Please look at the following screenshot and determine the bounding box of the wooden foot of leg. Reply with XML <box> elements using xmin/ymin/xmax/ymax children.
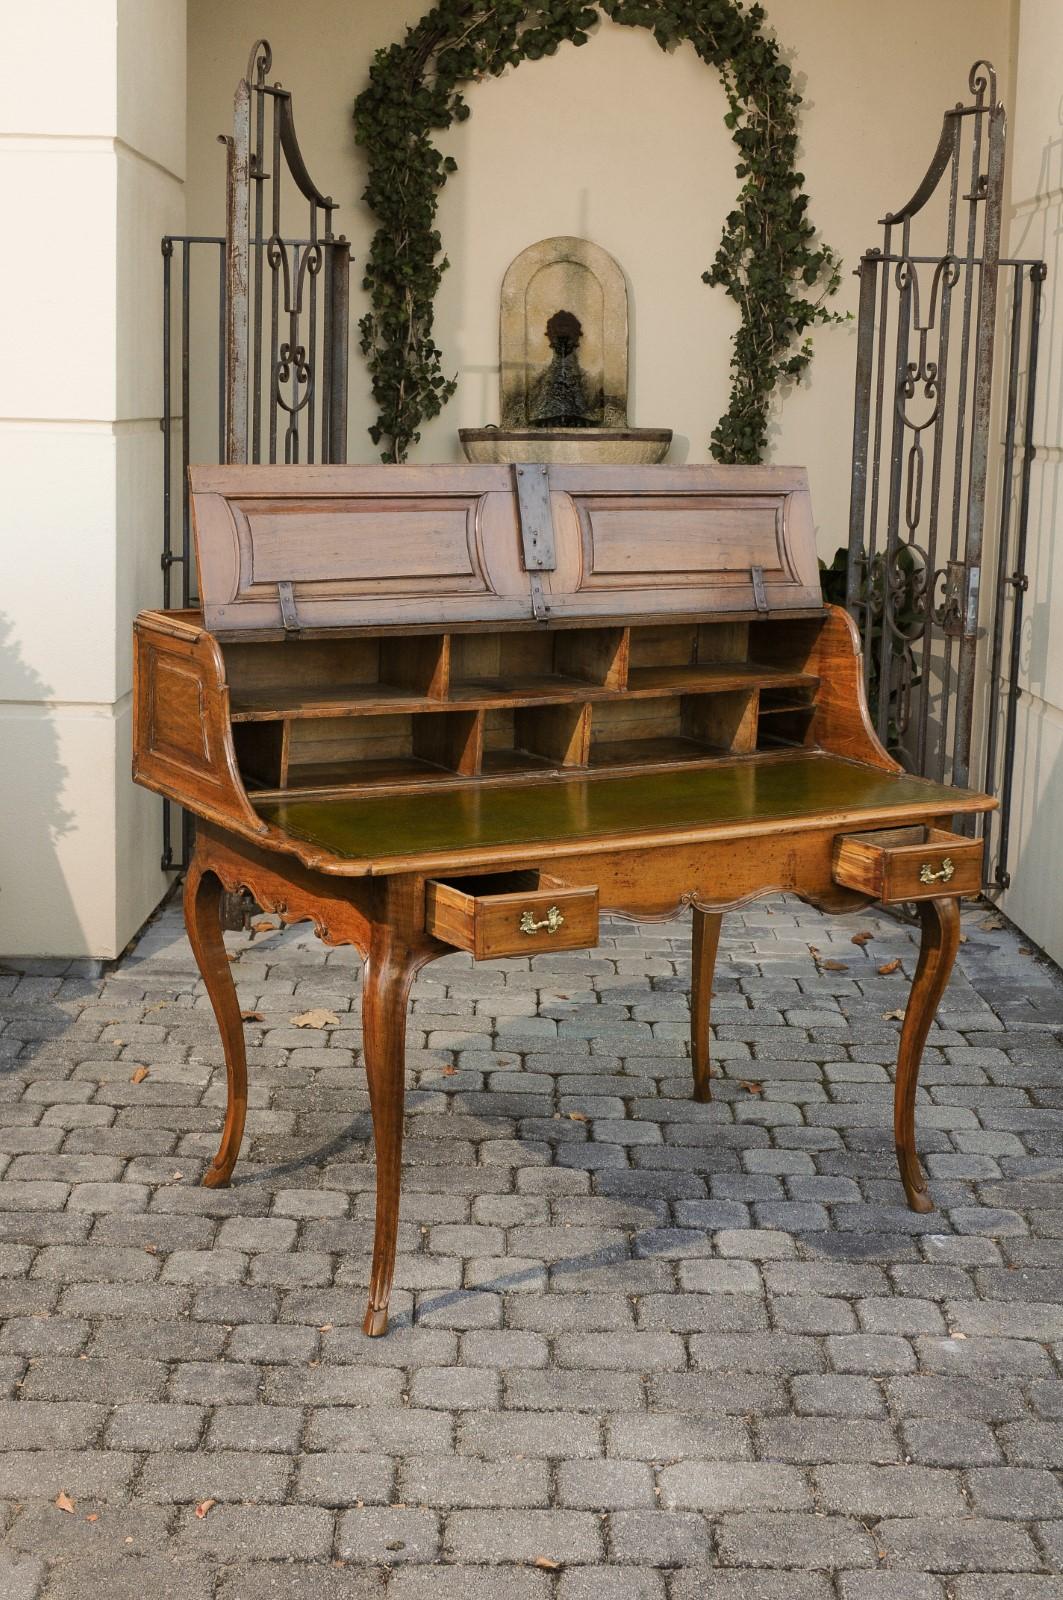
<box><xmin>361</xmin><ymin>926</ymin><xmax>419</xmax><ymax>1337</ymax></box>
<box><xmin>895</xmin><ymin>895</ymin><xmax>961</xmax><ymax>1212</ymax></box>
<box><xmin>691</xmin><ymin>907</ymin><xmax>723</xmax><ymax>1103</ymax></box>
<box><xmin>184</xmin><ymin>862</ymin><xmax>248</xmax><ymax>1189</ymax></box>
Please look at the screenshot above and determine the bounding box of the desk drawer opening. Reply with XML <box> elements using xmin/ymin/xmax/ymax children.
<box><xmin>426</xmin><ymin>870</ymin><xmax>600</xmax><ymax>959</ymax></box>
<box><xmin>833</xmin><ymin>824</ymin><xmax>984</xmax><ymax>902</ymax></box>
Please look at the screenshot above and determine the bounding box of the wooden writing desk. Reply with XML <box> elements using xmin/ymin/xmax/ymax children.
<box><xmin>133</xmin><ymin>464</ymin><xmax>995</xmax><ymax>1334</ymax></box>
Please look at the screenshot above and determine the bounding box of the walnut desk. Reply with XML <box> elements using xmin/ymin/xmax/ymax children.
<box><xmin>133</xmin><ymin>464</ymin><xmax>995</xmax><ymax>1335</ymax></box>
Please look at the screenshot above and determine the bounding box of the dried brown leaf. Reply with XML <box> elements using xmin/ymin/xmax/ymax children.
<box><xmin>820</xmin><ymin>960</ymin><xmax>849</xmax><ymax>972</ymax></box>
<box><xmin>877</xmin><ymin>959</ymin><xmax>902</xmax><ymax>976</ymax></box>
<box><xmin>882</xmin><ymin>1008</ymin><xmax>906</xmax><ymax>1022</ymax></box>
<box><xmin>851</xmin><ymin>932</ymin><xmax>874</xmax><ymax>947</ymax></box>
<box><xmin>242</xmin><ymin>1010</ymin><xmax>264</xmax><ymax>1022</ymax></box>
<box><xmin>55</xmin><ymin>1491</ymin><xmax>75</xmax><ymax>1514</ymax></box>
<box><xmin>738</xmin><ymin>1080</ymin><xmax>765</xmax><ymax>1097</ymax></box>
<box><xmin>289</xmin><ymin>1009</ymin><xmax>339</xmax><ymax>1029</ymax></box>
<box><xmin>979</xmin><ymin>914</ymin><xmax>1005</xmax><ymax>931</ymax></box>
<box><xmin>567</xmin><ymin>1110</ymin><xmax>589</xmax><ymax>1122</ymax></box>
<box><xmin>129</xmin><ymin>1066</ymin><xmax>150</xmax><ymax>1085</ymax></box>
<box><xmin>194</xmin><ymin>1499</ymin><xmax>216</xmax><ymax>1519</ymax></box>
<box><xmin>251</xmin><ymin>918</ymin><xmax>276</xmax><ymax>934</ymax></box>
<box><xmin>533</xmin><ymin>1557</ymin><xmax>562</xmax><ymax>1571</ymax></box>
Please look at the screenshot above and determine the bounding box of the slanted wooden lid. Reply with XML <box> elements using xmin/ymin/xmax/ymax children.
<box><xmin>189</xmin><ymin>462</ymin><xmax>824</xmax><ymax>638</ymax></box>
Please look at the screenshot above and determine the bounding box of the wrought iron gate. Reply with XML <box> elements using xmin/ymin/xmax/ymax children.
<box><xmin>845</xmin><ymin>62</ymin><xmax>1044</xmax><ymax>889</ymax></box>
<box><xmin>160</xmin><ymin>40</ymin><xmax>352</xmax><ymax>870</ymax></box>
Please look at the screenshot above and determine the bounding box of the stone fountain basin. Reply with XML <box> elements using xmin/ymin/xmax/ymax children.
<box><xmin>459</xmin><ymin>427</ymin><xmax>672</xmax><ymax>466</ymax></box>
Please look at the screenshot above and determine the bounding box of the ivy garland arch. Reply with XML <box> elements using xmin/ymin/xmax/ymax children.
<box><xmin>354</xmin><ymin>0</ymin><xmax>842</xmax><ymax>464</ymax></box>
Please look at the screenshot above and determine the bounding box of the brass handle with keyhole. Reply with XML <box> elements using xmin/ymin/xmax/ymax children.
<box><xmin>519</xmin><ymin>905</ymin><xmax>565</xmax><ymax>936</ymax></box>
<box><xmin>918</xmin><ymin>857</ymin><xmax>955</xmax><ymax>885</ymax></box>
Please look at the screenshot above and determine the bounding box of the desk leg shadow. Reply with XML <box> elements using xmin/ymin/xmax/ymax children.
<box><xmin>687</xmin><ymin>895</ymin><xmax>962</xmax><ymax>1216</ymax></box>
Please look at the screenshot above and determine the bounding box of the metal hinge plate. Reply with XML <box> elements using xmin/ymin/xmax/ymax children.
<box><xmin>277</xmin><ymin>580</ymin><xmax>300</xmax><ymax>633</ymax></box>
<box><xmin>514</xmin><ymin>463</ymin><xmax>556</xmax><ymax>622</ymax></box>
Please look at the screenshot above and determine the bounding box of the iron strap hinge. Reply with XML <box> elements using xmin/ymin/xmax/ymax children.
<box><xmin>750</xmin><ymin>564</ymin><xmax>769</xmax><ymax>613</ymax></box>
<box><xmin>277</xmin><ymin>581</ymin><xmax>300</xmax><ymax>634</ymax></box>
<box><xmin>514</xmin><ymin>462</ymin><xmax>556</xmax><ymax>622</ymax></box>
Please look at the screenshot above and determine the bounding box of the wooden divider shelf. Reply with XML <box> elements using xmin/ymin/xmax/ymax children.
<box><xmin>226</xmin><ymin>620</ymin><xmax>825</xmax><ymax>797</ymax></box>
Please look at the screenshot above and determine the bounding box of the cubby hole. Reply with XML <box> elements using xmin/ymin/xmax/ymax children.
<box><xmin>278</xmin><ymin>707</ymin><xmax>481</xmax><ymax>791</ymax></box>
<box><xmin>480</xmin><ymin>703</ymin><xmax>591</xmax><ymax>777</ymax></box>
<box><xmin>588</xmin><ymin>689</ymin><xmax>757</xmax><ymax>769</ymax></box>
<box><xmin>626</xmin><ymin>621</ymin><xmax>761</xmax><ymax>695</ymax></box>
<box><xmin>757</xmin><ymin>683</ymin><xmax>817</xmax><ymax>750</ymax></box>
<box><xmin>450</xmin><ymin>628</ymin><xmax>627</xmax><ymax>702</ymax></box>
<box><xmin>233</xmin><ymin>721</ymin><xmax>287</xmax><ymax>790</ymax></box>
<box><xmin>224</xmin><ymin>634</ymin><xmax>449</xmax><ymax>720</ymax></box>
<box><xmin>747</xmin><ymin>615</ymin><xmax>826</xmax><ymax>674</ymax></box>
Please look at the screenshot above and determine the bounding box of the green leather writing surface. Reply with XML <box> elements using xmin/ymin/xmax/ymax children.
<box><xmin>256</xmin><ymin>753</ymin><xmax>989</xmax><ymax>869</ymax></box>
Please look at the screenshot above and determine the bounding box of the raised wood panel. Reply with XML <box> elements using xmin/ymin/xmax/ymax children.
<box><xmin>132</xmin><ymin>613</ymin><xmax>266</xmax><ymax>837</ymax></box>
<box><xmin>191</xmin><ymin>465</ymin><xmax>529</xmax><ymax>636</ymax></box>
<box><xmin>544</xmin><ymin>465</ymin><xmax>823</xmax><ymax>620</ymax></box>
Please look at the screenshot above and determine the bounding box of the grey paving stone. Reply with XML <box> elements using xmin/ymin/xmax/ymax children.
<box><xmin>176</xmin><ymin>1503</ymin><xmax>333</xmax><ymax>1560</ymax></box>
<box><xmin>444</xmin><ymin>1508</ymin><xmax>602</xmax><ymax>1564</ymax></box>
<box><xmin>388</xmin><ymin>1573</ymin><xmax>547</xmax><ymax>1600</ymax></box>
<box><xmin>335</xmin><ymin>1506</ymin><xmax>440</xmax><ymax>1564</ymax></box>
<box><xmin>0</xmin><ymin>1553</ymin><xmax>44</xmax><ymax>1600</ymax></box>
<box><xmin>658</xmin><ymin>1459</ymin><xmax>811</xmax><ymax>1512</ymax></box>
<box><xmin>715</xmin><ymin>1511</ymin><xmax>877</xmax><ymax>1569</ymax></box>
<box><xmin>607</xmin><ymin>1509</ymin><xmax>711</xmax><ymax>1565</ymax></box>
<box><xmin>877</xmin><ymin>1516</ymin><xmax>1042</xmax><ymax>1570</ymax></box>
<box><xmin>216</xmin><ymin>1567</ymin><xmax>386</xmax><ymax>1600</ymax></box>
<box><xmin>41</xmin><ymin>1555</ymin><xmax>215</xmax><ymax>1600</ymax></box>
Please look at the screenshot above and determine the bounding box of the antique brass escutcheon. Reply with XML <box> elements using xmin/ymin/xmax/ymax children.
<box><xmin>519</xmin><ymin>906</ymin><xmax>565</xmax><ymax>936</ymax></box>
<box><xmin>918</xmin><ymin>857</ymin><xmax>955</xmax><ymax>885</ymax></box>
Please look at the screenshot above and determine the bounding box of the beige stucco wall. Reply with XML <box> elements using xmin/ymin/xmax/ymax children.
<box><xmin>994</xmin><ymin>0</ymin><xmax>1063</xmax><ymax>963</ymax></box>
<box><xmin>0</xmin><ymin>0</ymin><xmax>184</xmax><ymax>958</ymax></box>
<box><xmin>187</xmin><ymin>0</ymin><xmax>1014</xmax><ymax>557</ymax></box>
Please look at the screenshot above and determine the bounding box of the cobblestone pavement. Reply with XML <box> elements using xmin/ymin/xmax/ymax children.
<box><xmin>2</xmin><ymin>891</ymin><xmax>1063</xmax><ymax>1599</ymax></box>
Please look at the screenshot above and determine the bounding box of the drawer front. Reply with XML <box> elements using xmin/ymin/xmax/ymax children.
<box><xmin>833</xmin><ymin>825</ymin><xmax>983</xmax><ymax>903</ymax></box>
<box><xmin>426</xmin><ymin>872</ymin><xmax>599</xmax><ymax>959</ymax></box>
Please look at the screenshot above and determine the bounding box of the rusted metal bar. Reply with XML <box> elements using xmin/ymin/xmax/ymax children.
<box><xmin>952</xmin><ymin>89</ymin><xmax>1006</xmax><ymax>793</ymax></box>
<box><xmin>846</xmin><ymin>255</ymin><xmax>879</xmax><ymax>613</ymax></box>
<box><xmin>328</xmin><ymin>237</ymin><xmax>350</xmax><ymax>463</ymax></box>
<box><xmin>981</xmin><ymin>264</ymin><xmax>1025</xmax><ymax>829</ymax></box>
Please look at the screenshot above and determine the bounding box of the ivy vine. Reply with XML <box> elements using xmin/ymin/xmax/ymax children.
<box><xmin>354</xmin><ymin>0</ymin><xmax>843</xmax><ymax>464</ymax></box>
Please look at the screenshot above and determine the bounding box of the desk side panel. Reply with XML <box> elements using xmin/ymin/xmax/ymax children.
<box><xmin>133</xmin><ymin>611</ymin><xmax>267</xmax><ymax>836</ymax></box>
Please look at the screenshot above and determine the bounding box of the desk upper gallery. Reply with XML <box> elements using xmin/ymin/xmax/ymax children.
<box><xmin>133</xmin><ymin>463</ymin><xmax>994</xmax><ymax>1335</ymax></box>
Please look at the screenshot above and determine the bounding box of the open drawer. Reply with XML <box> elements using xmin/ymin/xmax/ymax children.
<box><xmin>833</xmin><ymin>824</ymin><xmax>983</xmax><ymax>903</ymax></box>
<box><xmin>426</xmin><ymin>870</ymin><xmax>600</xmax><ymax>959</ymax></box>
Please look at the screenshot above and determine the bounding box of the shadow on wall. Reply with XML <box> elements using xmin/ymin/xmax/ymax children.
<box><xmin>0</xmin><ymin>609</ymin><xmax>81</xmax><ymax>959</ymax></box>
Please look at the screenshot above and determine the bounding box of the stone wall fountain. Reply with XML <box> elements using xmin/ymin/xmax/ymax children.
<box><xmin>459</xmin><ymin>235</ymin><xmax>672</xmax><ymax>465</ymax></box>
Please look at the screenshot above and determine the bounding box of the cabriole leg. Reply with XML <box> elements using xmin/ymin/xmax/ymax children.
<box><xmin>184</xmin><ymin>861</ymin><xmax>248</xmax><ymax>1189</ymax></box>
<box><xmin>361</xmin><ymin>926</ymin><xmax>420</xmax><ymax>1337</ymax></box>
<box><xmin>895</xmin><ymin>895</ymin><xmax>961</xmax><ymax>1212</ymax></box>
<box><xmin>691</xmin><ymin>908</ymin><xmax>723</xmax><ymax>1103</ymax></box>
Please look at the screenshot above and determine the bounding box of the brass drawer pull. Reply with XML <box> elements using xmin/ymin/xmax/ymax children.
<box><xmin>519</xmin><ymin>905</ymin><xmax>565</xmax><ymax>936</ymax></box>
<box><xmin>918</xmin><ymin>857</ymin><xmax>955</xmax><ymax>885</ymax></box>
